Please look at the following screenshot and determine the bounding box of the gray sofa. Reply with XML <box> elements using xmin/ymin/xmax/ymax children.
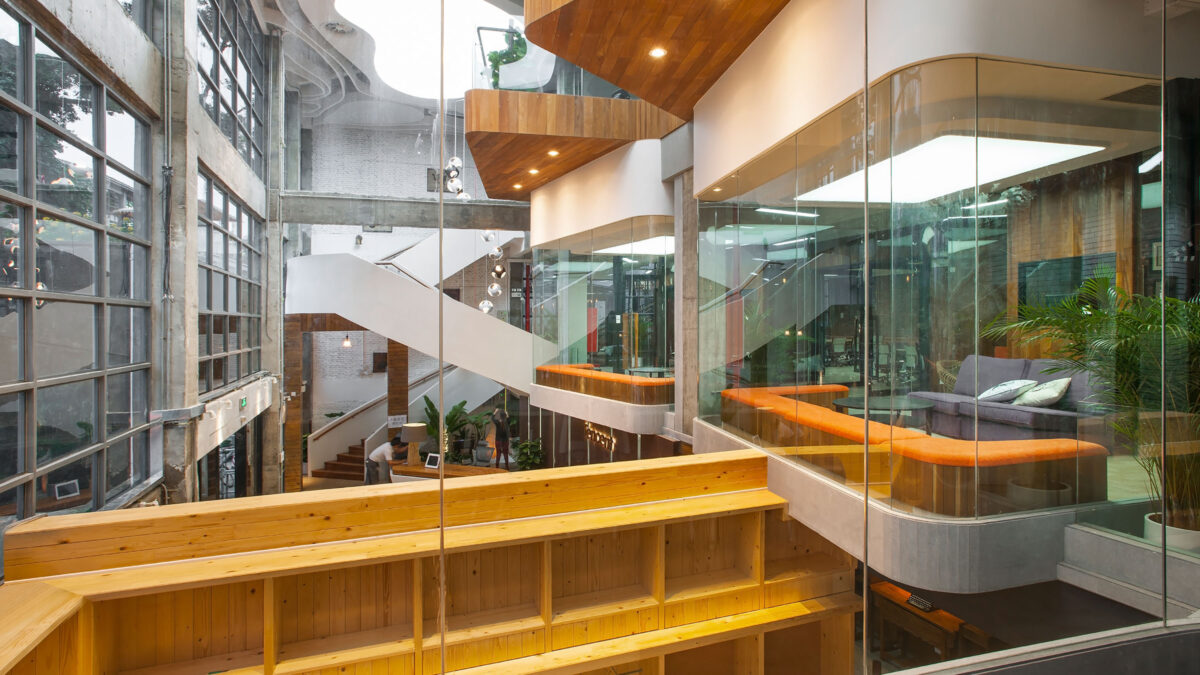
<box><xmin>910</xmin><ymin>355</ymin><xmax>1101</xmax><ymax>442</ymax></box>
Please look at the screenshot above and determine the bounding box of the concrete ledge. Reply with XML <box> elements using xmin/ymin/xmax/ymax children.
<box><xmin>529</xmin><ymin>384</ymin><xmax>669</xmax><ymax>436</ymax></box>
<box><xmin>278</xmin><ymin>191</ymin><xmax>530</xmax><ymax>230</ymax></box>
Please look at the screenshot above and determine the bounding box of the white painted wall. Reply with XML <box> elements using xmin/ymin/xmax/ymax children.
<box><xmin>693</xmin><ymin>0</ymin><xmax>1200</xmax><ymax>192</ymax></box>
<box><xmin>530</xmin><ymin>140</ymin><xmax>673</xmax><ymax>247</ymax></box>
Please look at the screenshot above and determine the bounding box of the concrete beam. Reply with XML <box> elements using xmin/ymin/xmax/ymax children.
<box><xmin>277</xmin><ymin>191</ymin><xmax>530</xmax><ymax>231</ymax></box>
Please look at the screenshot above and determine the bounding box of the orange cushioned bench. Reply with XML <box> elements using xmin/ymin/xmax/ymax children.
<box><xmin>537</xmin><ymin>363</ymin><xmax>674</xmax><ymax>405</ymax></box>
<box><xmin>721</xmin><ymin>386</ymin><xmax>1108</xmax><ymax>516</ymax></box>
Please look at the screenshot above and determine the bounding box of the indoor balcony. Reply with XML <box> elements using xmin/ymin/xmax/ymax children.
<box><xmin>464</xmin><ymin>23</ymin><xmax>684</xmax><ymax>202</ymax></box>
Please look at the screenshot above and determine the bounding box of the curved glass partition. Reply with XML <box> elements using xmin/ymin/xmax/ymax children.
<box><xmin>700</xmin><ymin>56</ymin><xmax>1171</xmax><ymax>519</ymax></box>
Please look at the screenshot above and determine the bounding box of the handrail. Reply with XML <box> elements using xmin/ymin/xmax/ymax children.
<box><xmin>374</xmin><ymin>259</ymin><xmax>434</xmax><ymax>289</ymax></box>
<box><xmin>308</xmin><ymin>393</ymin><xmax>386</xmax><ymax>443</ymax></box>
<box><xmin>529</xmin><ymin>260</ymin><xmax>611</xmax><ymax>312</ymax></box>
<box><xmin>698</xmin><ymin>252</ymin><xmax>826</xmax><ymax>314</ymax></box>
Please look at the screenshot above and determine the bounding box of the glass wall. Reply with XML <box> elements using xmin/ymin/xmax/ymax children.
<box><xmin>0</xmin><ymin>1</ymin><xmax>153</xmax><ymax>530</ymax></box>
<box><xmin>196</xmin><ymin>170</ymin><xmax>264</xmax><ymax>396</ymax></box>
<box><xmin>196</xmin><ymin>0</ymin><xmax>266</xmax><ymax>176</ymax></box>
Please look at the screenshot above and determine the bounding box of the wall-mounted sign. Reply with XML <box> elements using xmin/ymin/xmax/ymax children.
<box><xmin>584</xmin><ymin>421</ymin><xmax>617</xmax><ymax>453</ymax></box>
<box><xmin>363</xmin><ymin>224</ymin><xmax>394</xmax><ymax>233</ymax></box>
<box><xmin>388</xmin><ymin>415</ymin><xmax>408</xmax><ymax>428</ymax></box>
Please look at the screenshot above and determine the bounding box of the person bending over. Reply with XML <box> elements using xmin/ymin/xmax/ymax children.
<box><xmin>365</xmin><ymin>435</ymin><xmax>403</xmax><ymax>485</ymax></box>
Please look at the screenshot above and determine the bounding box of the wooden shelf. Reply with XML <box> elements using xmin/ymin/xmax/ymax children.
<box><xmin>764</xmin><ymin>553</ymin><xmax>852</xmax><ymax>585</ymax></box>
<box><xmin>275</xmin><ymin>627</ymin><xmax>414</xmax><ymax>674</ymax></box>
<box><xmin>552</xmin><ymin>584</ymin><xmax>657</xmax><ymax>624</ymax></box>
<box><xmin>120</xmin><ymin>648</ymin><xmax>264</xmax><ymax>675</ymax></box>
<box><xmin>665</xmin><ymin>568</ymin><xmax>757</xmax><ymax>604</ymax></box>
<box><xmin>421</xmin><ymin>604</ymin><xmax>543</xmax><ymax>648</ymax></box>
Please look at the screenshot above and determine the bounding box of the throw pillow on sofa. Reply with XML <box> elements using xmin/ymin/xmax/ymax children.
<box><xmin>977</xmin><ymin>379</ymin><xmax>1037</xmax><ymax>402</ymax></box>
<box><xmin>1012</xmin><ymin>377</ymin><xmax>1073</xmax><ymax>407</ymax></box>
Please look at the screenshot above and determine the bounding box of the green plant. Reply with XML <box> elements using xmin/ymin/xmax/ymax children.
<box><xmin>984</xmin><ymin>276</ymin><xmax>1200</xmax><ymax>530</ymax></box>
<box><xmin>487</xmin><ymin>31</ymin><xmax>528</xmax><ymax>89</ymax></box>
<box><xmin>324</xmin><ymin>411</ymin><xmax>345</xmax><ymax>419</ymax></box>
<box><xmin>422</xmin><ymin>396</ymin><xmax>471</xmax><ymax>463</ymax></box>
<box><xmin>513</xmin><ymin>439</ymin><xmax>544</xmax><ymax>471</ymax></box>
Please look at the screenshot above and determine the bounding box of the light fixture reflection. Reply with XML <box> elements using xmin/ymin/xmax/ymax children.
<box><xmin>595</xmin><ymin>235</ymin><xmax>674</xmax><ymax>256</ymax></box>
<box><xmin>756</xmin><ymin>207</ymin><xmax>819</xmax><ymax>218</ymax></box>
<box><xmin>794</xmin><ymin>135</ymin><xmax>1103</xmax><ymax>204</ymax></box>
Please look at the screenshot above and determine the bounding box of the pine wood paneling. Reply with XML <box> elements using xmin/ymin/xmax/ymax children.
<box><xmin>524</xmin><ymin>0</ymin><xmax>790</xmax><ymax>120</ymax></box>
<box><xmin>465</xmin><ymin>90</ymin><xmax>683</xmax><ymax>201</ymax></box>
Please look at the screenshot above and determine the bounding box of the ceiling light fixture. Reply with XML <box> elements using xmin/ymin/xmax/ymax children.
<box><xmin>713</xmin><ymin>187</ymin><xmax>723</xmax><ymax>192</ymax></box>
<box><xmin>755</xmin><ymin>207</ymin><xmax>819</xmax><ymax>218</ymax></box>
<box><xmin>793</xmin><ymin>135</ymin><xmax>1103</xmax><ymax>204</ymax></box>
<box><xmin>1139</xmin><ymin>150</ymin><xmax>1163</xmax><ymax>174</ymax></box>
<box><xmin>513</xmin><ymin>184</ymin><xmax>523</xmax><ymax>189</ymax></box>
<box><xmin>528</xmin><ymin>169</ymin><xmax>539</xmax><ymax>175</ymax></box>
<box><xmin>649</xmin><ymin>47</ymin><xmax>667</xmax><ymax>58</ymax></box>
<box><xmin>595</xmin><ymin>235</ymin><xmax>675</xmax><ymax>256</ymax></box>
<box><xmin>547</xmin><ymin>150</ymin><xmax>560</xmax><ymax>157</ymax></box>
<box><xmin>342</xmin><ymin>335</ymin><xmax>352</xmax><ymax>348</ymax></box>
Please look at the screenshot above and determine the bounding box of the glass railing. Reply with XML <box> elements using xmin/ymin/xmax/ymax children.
<box><xmin>472</xmin><ymin>25</ymin><xmax>632</xmax><ymax>99</ymax></box>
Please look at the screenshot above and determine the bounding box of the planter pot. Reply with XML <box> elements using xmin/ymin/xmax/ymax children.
<box><xmin>1007</xmin><ymin>478</ymin><xmax>1072</xmax><ymax>510</ymax></box>
<box><xmin>1144</xmin><ymin>513</ymin><xmax>1200</xmax><ymax>553</ymax></box>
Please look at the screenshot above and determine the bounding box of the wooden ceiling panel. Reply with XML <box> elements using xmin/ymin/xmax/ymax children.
<box><xmin>465</xmin><ymin>90</ymin><xmax>684</xmax><ymax>201</ymax></box>
<box><xmin>525</xmin><ymin>0</ymin><xmax>790</xmax><ymax>120</ymax></box>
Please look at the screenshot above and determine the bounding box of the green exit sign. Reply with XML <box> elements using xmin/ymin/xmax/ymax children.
<box><xmin>240</xmin><ymin>397</ymin><xmax>247</xmax><ymax>409</ymax></box>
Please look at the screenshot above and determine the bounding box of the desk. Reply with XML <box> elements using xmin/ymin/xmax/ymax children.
<box><xmin>388</xmin><ymin>461</ymin><xmax>508</xmax><ymax>479</ymax></box>
<box><xmin>871</xmin><ymin>581</ymin><xmax>961</xmax><ymax>662</ymax></box>
<box><xmin>833</xmin><ymin>395</ymin><xmax>933</xmax><ymax>433</ymax></box>
<box><xmin>626</xmin><ymin>366</ymin><xmax>673</xmax><ymax>378</ymax></box>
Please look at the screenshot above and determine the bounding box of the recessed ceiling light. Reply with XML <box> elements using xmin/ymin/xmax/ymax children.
<box><xmin>529</xmin><ymin>169</ymin><xmax>539</xmax><ymax>175</ymax></box>
<box><xmin>713</xmin><ymin>187</ymin><xmax>722</xmax><ymax>192</ymax></box>
<box><xmin>547</xmin><ymin>150</ymin><xmax>559</xmax><ymax>157</ymax></box>
<box><xmin>513</xmin><ymin>184</ymin><xmax>523</xmax><ymax>189</ymax></box>
<box><xmin>649</xmin><ymin>47</ymin><xmax>667</xmax><ymax>58</ymax></box>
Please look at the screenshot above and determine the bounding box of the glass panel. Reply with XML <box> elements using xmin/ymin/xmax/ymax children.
<box><xmin>36</xmin><ymin>129</ymin><xmax>95</xmax><ymax>218</ymax></box>
<box><xmin>198</xmin><ymin>0</ymin><xmax>217</xmax><ymax>34</ymax></box>
<box><xmin>0</xmin><ymin>201</ymin><xmax>20</xmax><ymax>287</ymax></box>
<box><xmin>0</xmin><ymin>8</ymin><xmax>20</xmax><ymax>99</ymax></box>
<box><xmin>105</xmin><ymin>168</ymin><xmax>148</xmax><ymax>238</ymax></box>
<box><xmin>105</xmin><ymin>95</ymin><xmax>148</xmax><ymax>175</ymax></box>
<box><xmin>35</xmin><ymin>300</ymin><xmax>95</xmax><ymax>377</ymax></box>
<box><xmin>212</xmin><ymin>229</ymin><xmax>225</xmax><ymax>269</ymax></box>
<box><xmin>199</xmin><ymin>267</ymin><xmax>209</xmax><ymax>309</ymax></box>
<box><xmin>105</xmin><ymin>437</ymin><xmax>132</xmax><ymax>499</ymax></box>
<box><xmin>212</xmin><ymin>272</ymin><xmax>225</xmax><ymax>312</ymax></box>
<box><xmin>0</xmin><ymin>295</ymin><xmax>20</xmax><ymax>382</ymax></box>
<box><xmin>198</xmin><ymin>313</ymin><xmax>210</xmax><ymax>356</ymax></box>
<box><xmin>36</xmin><ymin>454</ymin><xmax>93</xmax><ymax>514</ymax></box>
<box><xmin>211</xmin><ymin>355</ymin><xmax>225</xmax><ymax>386</ymax></box>
<box><xmin>0</xmin><ymin>486</ymin><xmax>17</xmax><ymax>533</ymax></box>
<box><xmin>34</xmin><ymin>38</ymin><xmax>96</xmax><ymax>144</ymax></box>
<box><xmin>228</xmin><ymin>353</ymin><xmax>239</xmax><ymax>382</ymax></box>
<box><xmin>36</xmin><ymin>378</ymin><xmax>96</xmax><ymax>462</ymax></box>
<box><xmin>212</xmin><ymin>185</ymin><xmax>225</xmax><ymax>225</ymax></box>
<box><xmin>131</xmin><ymin>430</ymin><xmax>148</xmax><ymax>483</ymax></box>
<box><xmin>197</xmin><ymin>173</ymin><xmax>210</xmax><ymax>219</ymax></box>
<box><xmin>212</xmin><ymin>314</ymin><xmax>225</xmax><ymax>353</ymax></box>
<box><xmin>0</xmin><ymin>103</ymin><xmax>20</xmax><ymax>194</ymax></box>
<box><xmin>0</xmin><ymin>392</ymin><xmax>20</xmax><ymax>481</ymax></box>
<box><xmin>198</xmin><ymin>359</ymin><xmax>209</xmax><ymax>394</ymax></box>
<box><xmin>36</xmin><ymin>218</ymin><xmax>97</xmax><ymax>294</ymax></box>
<box><xmin>107</xmin><ymin>305</ymin><xmax>147</xmax><ymax>366</ymax></box>
<box><xmin>227</xmin><ymin>315</ymin><xmax>239</xmax><ymax>349</ymax></box>
<box><xmin>106</xmin><ymin>368</ymin><xmax>147</xmax><ymax>436</ymax></box>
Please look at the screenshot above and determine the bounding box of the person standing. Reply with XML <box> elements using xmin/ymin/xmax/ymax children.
<box><xmin>365</xmin><ymin>435</ymin><xmax>403</xmax><ymax>485</ymax></box>
<box><xmin>491</xmin><ymin>408</ymin><xmax>511</xmax><ymax>470</ymax></box>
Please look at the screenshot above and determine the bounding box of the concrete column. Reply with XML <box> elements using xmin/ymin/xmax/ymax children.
<box><xmin>673</xmin><ymin>169</ymin><xmax>699</xmax><ymax>435</ymax></box>
<box><xmin>162</xmin><ymin>0</ymin><xmax>200</xmax><ymax>503</ymax></box>
<box><xmin>284</xmin><ymin>90</ymin><xmax>301</xmax><ymax>192</ymax></box>
<box><xmin>282</xmin><ymin>316</ymin><xmax>304</xmax><ymax>492</ymax></box>
<box><xmin>262</xmin><ymin>31</ymin><xmax>288</xmax><ymax>493</ymax></box>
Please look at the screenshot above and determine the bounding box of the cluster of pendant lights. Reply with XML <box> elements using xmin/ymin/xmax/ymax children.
<box><xmin>478</xmin><ymin>229</ymin><xmax>506</xmax><ymax>314</ymax></box>
<box><xmin>445</xmin><ymin>156</ymin><xmax>471</xmax><ymax>202</ymax></box>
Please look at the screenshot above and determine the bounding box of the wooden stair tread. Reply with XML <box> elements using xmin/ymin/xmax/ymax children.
<box><xmin>276</xmin><ymin>628</ymin><xmax>414</xmax><ymax>674</ymax></box>
<box><xmin>119</xmin><ymin>648</ymin><xmax>264</xmax><ymax>675</ymax></box>
<box><xmin>665</xmin><ymin>568</ymin><xmax>758</xmax><ymax>604</ymax></box>
<box><xmin>551</xmin><ymin>585</ymin><xmax>657</xmax><ymax>623</ymax></box>
<box><xmin>311</xmin><ymin>469</ymin><xmax>361</xmax><ymax>480</ymax></box>
<box><xmin>764</xmin><ymin>553</ymin><xmax>853</xmax><ymax>584</ymax></box>
<box><xmin>421</xmin><ymin>605</ymin><xmax>543</xmax><ymax>647</ymax></box>
<box><xmin>452</xmin><ymin>592</ymin><xmax>861</xmax><ymax>674</ymax></box>
<box><xmin>39</xmin><ymin>489</ymin><xmax>785</xmax><ymax>601</ymax></box>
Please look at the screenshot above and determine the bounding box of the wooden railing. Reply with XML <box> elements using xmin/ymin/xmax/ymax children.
<box><xmin>1</xmin><ymin>452</ymin><xmax>857</xmax><ymax>675</ymax></box>
<box><xmin>535</xmin><ymin>364</ymin><xmax>674</xmax><ymax>405</ymax></box>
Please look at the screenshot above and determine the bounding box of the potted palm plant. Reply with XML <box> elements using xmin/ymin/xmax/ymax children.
<box><xmin>985</xmin><ymin>276</ymin><xmax>1200</xmax><ymax>550</ymax></box>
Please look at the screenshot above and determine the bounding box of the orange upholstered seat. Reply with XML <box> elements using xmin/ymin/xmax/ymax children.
<box><xmin>887</xmin><ymin>436</ymin><xmax>1107</xmax><ymax>467</ymax></box>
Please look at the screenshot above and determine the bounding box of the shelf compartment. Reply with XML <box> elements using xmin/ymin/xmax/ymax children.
<box><xmin>550</xmin><ymin>584</ymin><xmax>659</xmax><ymax>650</ymax></box>
<box><xmin>120</xmin><ymin>648</ymin><xmax>264</xmax><ymax>675</ymax></box>
<box><xmin>763</xmin><ymin>512</ymin><xmax>855</xmax><ymax>608</ymax></box>
<box><xmin>420</xmin><ymin>543</ymin><xmax>545</xmax><ymax>673</ymax></box>
<box><xmin>97</xmin><ymin>580</ymin><xmax>265</xmax><ymax>674</ymax></box>
<box><xmin>276</xmin><ymin>561</ymin><xmax>414</xmax><ymax>649</ymax></box>
<box><xmin>275</xmin><ymin>627</ymin><xmax>415</xmax><ymax>674</ymax></box>
<box><xmin>664</xmin><ymin>513</ymin><xmax>761</xmax><ymax>627</ymax></box>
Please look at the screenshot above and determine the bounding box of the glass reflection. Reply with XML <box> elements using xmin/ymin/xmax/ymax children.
<box><xmin>0</xmin><ymin>295</ymin><xmax>19</xmax><ymax>382</ymax></box>
<box><xmin>35</xmin><ymin>128</ymin><xmax>95</xmax><ymax>218</ymax></box>
<box><xmin>105</xmin><ymin>94</ymin><xmax>147</xmax><ymax>174</ymax></box>
<box><xmin>36</xmin><ymin>454</ymin><xmax>92</xmax><ymax>513</ymax></box>
<box><xmin>0</xmin><ymin>104</ymin><xmax>19</xmax><ymax>194</ymax></box>
<box><xmin>34</xmin><ymin>38</ymin><xmax>95</xmax><ymax>144</ymax></box>
<box><xmin>36</xmin><ymin>378</ymin><xmax>96</xmax><ymax>463</ymax></box>
<box><xmin>36</xmin><ymin>217</ymin><xmax>96</xmax><ymax>294</ymax></box>
<box><xmin>0</xmin><ymin>201</ymin><xmax>20</xmax><ymax>287</ymax></box>
<box><xmin>0</xmin><ymin>392</ymin><xmax>19</xmax><ymax>480</ymax></box>
<box><xmin>35</xmin><ymin>300</ymin><xmax>96</xmax><ymax>377</ymax></box>
<box><xmin>106</xmin><ymin>168</ymin><xmax>148</xmax><ymax>238</ymax></box>
<box><xmin>0</xmin><ymin>8</ymin><xmax>19</xmax><ymax>99</ymax></box>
